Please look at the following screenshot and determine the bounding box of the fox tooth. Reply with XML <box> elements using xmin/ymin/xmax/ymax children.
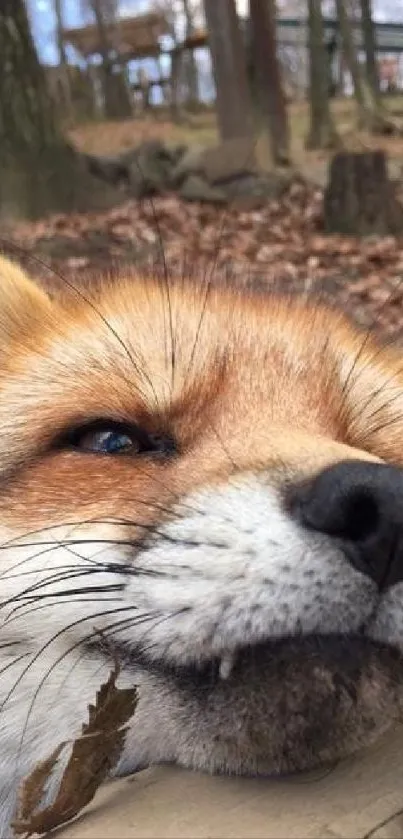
<box><xmin>219</xmin><ymin>653</ymin><xmax>235</xmax><ymax>680</ymax></box>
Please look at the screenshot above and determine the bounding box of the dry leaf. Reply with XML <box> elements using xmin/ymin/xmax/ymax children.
<box><xmin>12</xmin><ymin>666</ymin><xmax>138</xmax><ymax>837</ymax></box>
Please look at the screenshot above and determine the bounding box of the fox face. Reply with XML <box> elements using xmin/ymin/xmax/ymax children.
<box><xmin>1</xmin><ymin>255</ymin><xmax>403</xmax><ymax>831</ymax></box>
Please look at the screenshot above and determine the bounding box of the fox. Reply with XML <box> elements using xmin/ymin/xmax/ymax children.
<box><xmin>1</xmin><ymin>253</ymin><xmax>403</xmax><ymax>836</ymax></box>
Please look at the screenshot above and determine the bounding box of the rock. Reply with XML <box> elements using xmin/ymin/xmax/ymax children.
<box><xmin>83</xmin><ymin>141</ymin><xmax>181</xmax><ymax>199</ymax></box>
<box><xmin>202</xmin><ymin>138</ymin><xmax>258</xmax><ymax>185</ymax></box>
<box><xmin>170</xmin><ymin>145</ymin><xmax>206</xmax><ymax>186</ymax></box>
<box><xmin>82</xmin><ymin>139</ymin><xmax>293</xmax><ymax>206</ymax></box>
<box><xmin>84</xmin><ymin>154</ymin><xmax>129</xmax><ymax>188</ymax></box>
<box><xmin>120</xmin><ymin>139</ymin><xmax>165</xmax><ymax>167</ymax></box>
<box><xmin>179</xmin><ymin>174</ymin><xmax>226</xmax><ymax>203</ymax></box>
<box><xmin>169</xmin><ymin>143</ymin><xmax>189</xmax><ymax>166</ymax></box>
<box><xmin>222</xmin><ymin>172</ymin><xmax>290</xmax><ymax>202</ymax></box>
<box><xmin>126</xmin><ymin>163</ymin><xmax>149</xmax><ymax>199</ymax></box>
<box><xmin>126</xmin><ymin>140</ymin><xmax>174</xmax><ymax>198</ymax></box>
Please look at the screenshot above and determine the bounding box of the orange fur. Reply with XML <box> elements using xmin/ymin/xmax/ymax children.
<box><xmin>0</xmin><ymin>254</ymin><xmax>400</xmax><ymax>536</ymax></box>
<box><xmin>3</xmin><ymin>254</ymin><xmax>403</xmax><ymax>830</ymax></box>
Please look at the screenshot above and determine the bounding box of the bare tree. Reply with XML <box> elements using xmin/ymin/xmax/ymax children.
<box><xmin>249</xmin><ymin>0</ymin><xmax>290</xmax><ymax>165</ymax></box>
<box><xmin>360</xmin><ymin>0</ymin><xmax>380</xmax><ymax>97</ymax></box>
<box><xmin>335</xmin><ymin>0</ymin><xmax>394</xmax><ymax>133</ymax></box>
<box><xmin>53</xmin><ymin>0</ymin><xmax>73</xmax><ymax>117</ymax></box>
<box><xmin>0</xmin><ymin>0</ymin><xmax>118</xmax><ymax>218</ymax></box>
<box><xmin>182</xmin><ymin>0</ymin><xmax>199</xmax><ymax>108</ymax></box>
<box><xmin>54</xmin><ymin>0</ymin><xmax>68</xmax><ymax>68</ymax></box>
<box><xmin>150</xmin><ymin>0</ymin><xmax>182</xmax><ymax>118</ymax></box>
<box><xmin>204</xmin><ymin>0</ymin><xmax>254</xmax><ymax>140</ymax></box>
<box><xmin>82</xmin><ymin>0</ymin><xmax>132</xmax><ymax>119</ymax></box>
<box><xmin>138</xmin><ymin>0</ymin><xmax>199</xmax><ymax>117</ymax></box>
<box><xmin>306</xmin><ymin>0</ymin><xmax>340</xmax><ymax>149</ymax></box>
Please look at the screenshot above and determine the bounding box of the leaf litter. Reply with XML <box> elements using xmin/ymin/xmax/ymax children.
<box><xmin>3</xmin><ymin>180</ymin><xmax>403</xmax><ymax>343</ymax></box>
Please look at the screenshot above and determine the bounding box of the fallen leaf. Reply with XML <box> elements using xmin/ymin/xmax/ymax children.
<box><xmin>12</xmin><ymin>665</ymin><xmax>138</xmax><ymax>837</ymax></box>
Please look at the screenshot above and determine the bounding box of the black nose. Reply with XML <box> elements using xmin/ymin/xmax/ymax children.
<box><xmin>289</xmin><ymin>460</ymin><xmax>403</xmax><ymax>590</ymax></box>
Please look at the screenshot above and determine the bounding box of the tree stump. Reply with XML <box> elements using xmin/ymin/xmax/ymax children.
<box><xmin>323</xmin><ymin>150</ymin><xmax>403</xmax><ymax>235</ymax></box>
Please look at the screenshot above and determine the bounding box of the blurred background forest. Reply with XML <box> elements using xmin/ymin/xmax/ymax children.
<box><xmin>2</xmin><ymin>0</ymin><xmax>403</xmax><ymax>338</ymax></box>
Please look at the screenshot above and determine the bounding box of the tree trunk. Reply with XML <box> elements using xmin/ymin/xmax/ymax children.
<box><xmin>170</xmin><ymin>48</ymin><xmax>185</xmax><ymax>123</ymax></box>
<box><xmin>54</xmin><ymin>0</ymin><xmax>68</xmax><ymax>68</ymax></box>
<box><xmin>53</xmin><ymin>0</ymin><xmax>73</xmax><ymax>118</ymax></box>
<box><xmin>182</xmin><ymin>0</ymin><xmax>199</xmax><ymax>109</ymax></box>
<box><xmin>324</xmin><ymin>151</ymin><xmax>403</xmax><ymax>235</ymax></box>
<box><xmin>306</xmin><ymin>0</ymin><xmax>340</xmax><ymax>149</ymax></box>
<box><xmin>336</xmin><ymin>0</ymin><xmax>393</xmax><ymax>133</ymax></box>
<box><xmin>0</xmin><ymin>0</ymin><xmax>120</xmax><ymax>219</ymax></box>
<box><xmin>89</xmin><ymin>0</ymin><xmax>132</xmax><ymax>119</ymax></box>
<box><xmin>203</xmin><ymin>0</ymin><xmax>254</xmax><ymax>141</ymax></box>
<box><xmin>249</xmin><ymin>0</ymin><xmax>290</xmax><ymax>165</ymax></box>
<box><xmin>360</xmin><ymin>0</ymin><xmax>380</xmax><ymax>98</ymax></box>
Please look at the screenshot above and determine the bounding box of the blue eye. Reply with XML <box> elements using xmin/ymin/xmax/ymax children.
<box><xmin>64</xmin><ymin>421</ymin><xmax>176</xmax><ymax>457</ymax></box>
<box><xmin>82</xmin><ymin>429</ymin><xmax>136</xmax><ymax>454</ymax></box>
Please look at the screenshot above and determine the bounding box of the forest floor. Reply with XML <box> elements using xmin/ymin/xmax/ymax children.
<box><xmin>3</xmin><ymin>95</ymin><xmax>403</xmax><ymax>343</ymax></box>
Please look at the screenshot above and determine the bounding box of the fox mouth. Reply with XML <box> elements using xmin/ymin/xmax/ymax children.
<box><xmin>91</xmin><ymin>633</ymin><xmax>403</xmax><ymax>775</ymax></box>
<box><xmin>123</xmin><ymin>632</ymin><xmax>401</xmax><ymax>683</ymax></box>
<box><xmin>163</xmin><ymin>635</ymin><xmax>403</xmax><ymax>774</ymax></box>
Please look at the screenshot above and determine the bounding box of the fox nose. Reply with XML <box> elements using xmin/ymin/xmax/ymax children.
<box><xmin>289</xmin><ymin>460</ymin><xmax>403</xmax><ymax>590</ymax></box>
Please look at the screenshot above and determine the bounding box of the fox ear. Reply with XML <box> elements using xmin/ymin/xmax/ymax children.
<box><xmin>0</xmin><ymin>255</ymin><xmax>52</xmax><ymax>342</ymax></box>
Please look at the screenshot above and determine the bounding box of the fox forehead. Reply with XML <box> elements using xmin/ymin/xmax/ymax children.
<box><xmin>0</xmin><ymin>274</ymin><xmax>348</xmax><ymax>451</ymax></box>
<box><xmin>0</xmin><ymin>271</ymin><xmax>350</xmax><ymax>400</ymax></box>
<box><xmin>0</xmin><ymin>257</ymin><xmax>401</xmax><ymax>473</ymax></box>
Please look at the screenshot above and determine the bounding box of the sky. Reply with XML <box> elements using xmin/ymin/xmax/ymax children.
<box><xmin>29</xmin><ymin>0</ymin><xmax>403</xmax><ymax>66</ymax></box>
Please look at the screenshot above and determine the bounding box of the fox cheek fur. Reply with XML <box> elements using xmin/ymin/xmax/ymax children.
<box><xmin>1</xmin><ymin>255</ymin><xmax>403</xmax><ymax>834</ymax></box>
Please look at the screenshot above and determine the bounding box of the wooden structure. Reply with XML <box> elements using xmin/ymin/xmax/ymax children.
<box><xmin>62</xmin><ymin>15</ymin><xmax>403</xmax><ymax>67</ymax></box>
<box><xmin>62</xmin><ymin>13</ymin><xmax>169</xmax><ymax>62</ymax></box>
<box><xmin>172</xmin><ymin>28</ymin><xmax>208</xmax><ymax>56</ymax></box>
<box><xmin>62</xmin><ymin>13</ymin><xmax>171</xmax><ymax>116</ymax></box>
<box><xmin>173</xmin><ymin>19</ymin><xmax>403</xmax><ymax>56</ymax></box>
<box><xmin>60</xmin><ymin>14</ymin><xmax>403</xmax><ymax>117</ymax></box>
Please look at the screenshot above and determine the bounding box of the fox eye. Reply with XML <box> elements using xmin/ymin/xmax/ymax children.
<box><xmin>63</xmin><ymin>421</ymin><xmax>175</xmax><ymax>457</ymax></box>
<box><xmin>78</xmin><ymin>427</ymin><xmax>135</xmax><ymax>454</ymax></box>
